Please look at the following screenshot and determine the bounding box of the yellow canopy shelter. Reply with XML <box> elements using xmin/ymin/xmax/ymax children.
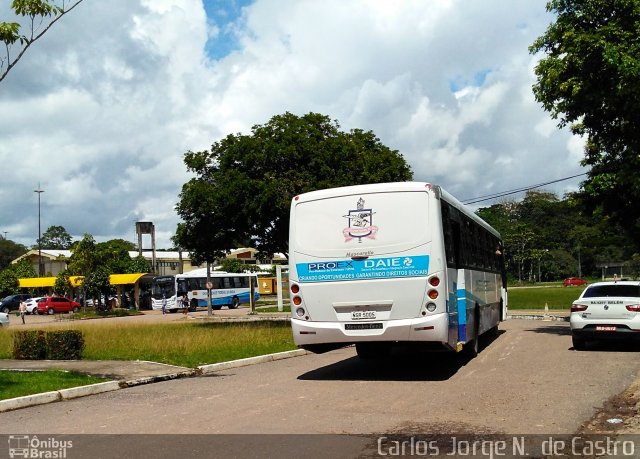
<box><xmin>18</xmin><ymin>274</ymin><xmax>149</xmax><ymax>310</ymax></box>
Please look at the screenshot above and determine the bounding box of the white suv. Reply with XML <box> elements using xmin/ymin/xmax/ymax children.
<box><xmin>570</xmin><ymin>281</ymin><xmax>640</xmax><ymax>350</ymax></box>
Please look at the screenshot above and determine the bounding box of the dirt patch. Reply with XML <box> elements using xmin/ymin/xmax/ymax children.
<box><xmin>579</xmin><ymin>379</ymin><xmax>640</xmax><ymax>434</ymax></box>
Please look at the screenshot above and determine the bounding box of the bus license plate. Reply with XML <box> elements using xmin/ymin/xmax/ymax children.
<box><xmin>596</xmin><ymin>326</ymin><xmax>617</xmax><ymax>331</ymax></box>
<box><xmin>352</xmin><ymin>311</ymin><xmax>376</xmax><ymax>320</ymax></box>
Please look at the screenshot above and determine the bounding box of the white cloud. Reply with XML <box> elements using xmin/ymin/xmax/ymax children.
<box><xmin>0</xmin><ymin>0</ymin><xmax>587</xmax><ymax>249</ymax></box>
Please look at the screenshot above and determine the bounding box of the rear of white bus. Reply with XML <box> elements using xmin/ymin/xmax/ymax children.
<box><xmin>288</xmin><ymin>182</ymin><xmax>453</xmax><ymax>355</ymax></box>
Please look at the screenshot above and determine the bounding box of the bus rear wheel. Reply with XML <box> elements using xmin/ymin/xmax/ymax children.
<box><xmin>189</xmin><ymin>300</ymin><xmax>198</xmax><ymax>312</ymax></box>
<box><xmin>229</xmin><ymin>297</ymin><xmax>240</xmax><ymax>309</ymax></box>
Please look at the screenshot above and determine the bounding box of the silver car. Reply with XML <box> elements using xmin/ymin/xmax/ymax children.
<box><xmin>570</xmin><ymin>281</ymin><xmax>640</xmax><ymax>350</ymax></box>
<box><xmin>0</xmin><ymin>311</ymin><xmax>9</xmax><ymax>327</ymax></box>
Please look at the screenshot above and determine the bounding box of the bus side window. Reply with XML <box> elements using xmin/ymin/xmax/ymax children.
<box><xmin>442</xmin><ymin>202</ymin><xmax>463</xmax><ymax>269</ymax></box>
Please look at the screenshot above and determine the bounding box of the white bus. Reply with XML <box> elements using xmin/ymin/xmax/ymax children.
<box><xmin>151</xmin><ymin>268</ymin><xmax>260</xmax><ymax>312</ymax></box>
<box><xmin>288</xmin><ymin>182</ymin><xmax>507</xmax><ymax>358</ymax></box>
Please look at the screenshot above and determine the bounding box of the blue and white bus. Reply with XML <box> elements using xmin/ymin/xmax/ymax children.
<box><xmin>151</xmin><ymin>268</ymin><xmax>260</xmax><ymax>312</ymax></box>
<box><xmin>288</xmin><ymin>182</ymin><xmax>507</xmax><ymax>359</ymax></box>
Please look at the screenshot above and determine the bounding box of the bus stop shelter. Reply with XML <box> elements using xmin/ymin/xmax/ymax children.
<box><xmin>18</xmin><ymin>273</ymin><xmax>150</xmax><ymax>310</ymax></box>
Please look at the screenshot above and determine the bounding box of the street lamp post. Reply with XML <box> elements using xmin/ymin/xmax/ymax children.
<box><xmin>34</xmin><ymin>184</ymin><xmax>44</xmax><ymax>276</ymax></box>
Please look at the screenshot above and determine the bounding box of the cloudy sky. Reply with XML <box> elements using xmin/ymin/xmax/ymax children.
<box><xmin>0</xmin><ymin>0</ymin><xmax>586</xmax><ymax>249</ymax></box>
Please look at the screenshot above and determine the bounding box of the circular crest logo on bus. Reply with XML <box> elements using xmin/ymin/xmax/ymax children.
<box><xmin>342</xmin><ymin>197</ymin><xmax>378</xmax><ymax>243</ymax></box>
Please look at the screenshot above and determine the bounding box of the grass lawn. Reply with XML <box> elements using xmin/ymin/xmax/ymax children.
<box><xmin>0</xmin><ymin>370</ymin><xmax>107</xmax><ymax>400</ymax></box>
<box><xmin>508</xmin><ymin>284</ymin><xmax>586</xmax><ymax>310</ymax></box>
<box><xmin>0</xmin><ymin>321</ymin><xmax>296</xmax><ymax>368</ymax></box>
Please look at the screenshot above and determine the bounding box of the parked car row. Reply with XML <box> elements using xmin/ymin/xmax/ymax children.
<box><xmin>0</xmin><ymin>295</ymin><xmax>82</xmax><ymax>316</ymax></box>
<box><xmin>0</xmin><ymin>293</ymin><xmax>32</xmax><ymax>313</ymax></box>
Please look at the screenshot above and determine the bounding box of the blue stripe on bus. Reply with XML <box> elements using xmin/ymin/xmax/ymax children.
<box><xmin>195</xmin><ymin>292</ymin><xmax>259</xmax><ymax>307</ymax></box>
<box><xmin>457</xmin><ymin>287</ymin><xmax>466</xmax><ymax>342</ymax></box>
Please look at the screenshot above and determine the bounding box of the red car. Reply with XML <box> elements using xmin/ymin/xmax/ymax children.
<box><xmin>37</xmin><ymin>296</ymin><xmax>81</xmax><ymax>315</ymax></box>
<box><xmin>563</xmin><ymin>277</ymin><xmax>588</xmax><ymax>287</ymax></box>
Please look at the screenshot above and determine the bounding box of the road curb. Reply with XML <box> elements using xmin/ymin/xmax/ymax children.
<box><xmin>0</xmin><ymin>349</ymin><xmax>309</xmax><ymax>412</ymax></box>
<box><xmin>119</xmin><ymin>369</ymin><xmax>198</xmax><ymax>388</ymax></box>
<box><xmin>0</xmin><ymin>381</ymin><xmax>123</xmax><ymax>413</ymax></box>
<box><xmin>198</xmin><ymin>349</ymin><xmax>309</xmax><ymax>375</ymax></box>
<box><xmin>508</xmin><ymin>314</ymin><xmax>569</xmax><ymax>321</ymax></box>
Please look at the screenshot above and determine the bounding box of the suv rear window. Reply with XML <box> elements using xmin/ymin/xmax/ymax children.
<box><xmin>583</xmin><ymin>285</ymin><xmax>640</xmax><ymax>298</ymax></box>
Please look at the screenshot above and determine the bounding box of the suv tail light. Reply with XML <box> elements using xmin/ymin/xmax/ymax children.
<box><xmin>571</xmin><ymin>303</ymin><xmax>588</xmax><ymax>312</ymax></box>
<box><xmin>626</xmin><ymin>304</ymin><xmax>640</xmax><ymax>312</ymax></box>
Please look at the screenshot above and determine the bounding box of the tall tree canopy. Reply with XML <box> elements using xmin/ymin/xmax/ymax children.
<box><xmin>477</xmin><ymin>190</ymin><xmax>638</xmax><ymax>282</ymax></box>
<box><xmin>174</xmin><ymin>112</ymin><xmax>413</xmax><ymax>260</ymax></box>
<box><xmin>0</xmin><ymin>237</ymin><xmax>27</xmax><ymax>270</ymax></box>
<box><xmin>530</xmin><ymin>0</ymin><xmax>640</xmax><ymax>239</ymax></box>
<box><xmin>36</xmin><ymin>225</ymin><xmax>73</xmax><ymax>249</ymax></box>
<box><xmin>0</xmin><ymin>0</ymin><xmax>85</xmax><ymax>82</ymax></box>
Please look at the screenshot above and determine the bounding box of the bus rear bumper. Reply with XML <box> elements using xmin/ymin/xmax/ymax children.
<box><xmin>291</xmin><ymin>313</ymin><xmax>449</xmax><ymax>348</ymax></box>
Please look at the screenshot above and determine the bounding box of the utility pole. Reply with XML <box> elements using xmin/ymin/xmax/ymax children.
<box><xmin>34</xmin><ymin>183</ymin><xmax>44</xmax><ymax>276</ymax></box>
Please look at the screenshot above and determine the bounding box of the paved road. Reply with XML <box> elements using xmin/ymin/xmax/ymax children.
<box><xmin>2</xmin><ymin>319</ymin><xmax>639</xmax><ymax>437</ymax></box>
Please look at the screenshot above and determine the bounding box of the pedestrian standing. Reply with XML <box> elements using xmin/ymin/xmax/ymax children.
<box><xmin>162</xmin><ymin>295</ymin><xmax>167</xmax><ymax>315</ymax></box>
<box><xmin>19</xmin><ymin>300</ymin><xmax>27</xmax><ymax>324</ymax></box>
<box><xmin>182</xmin><ymin>294</ymin><xmax>189</xmax><ymax>315</ymax></box>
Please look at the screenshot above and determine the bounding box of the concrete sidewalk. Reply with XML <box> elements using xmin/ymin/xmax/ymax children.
<box><xmin>0</xmin><ymin>349</ymin><xmax>308</xmax><ymax>413</ymax></box>
<box><xmin>508</xmin><ymin>308</ymin><xmax>570</xmax><ymax>320</ymax></box>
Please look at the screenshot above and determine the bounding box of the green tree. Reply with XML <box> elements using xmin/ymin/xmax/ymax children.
<box><xmin>174</xmin><ymin>112</ymin><xmax>413</xmax><ymax>260</ymax></box>
<box><xmin>67</xmin><ymin>234</ymin><xmax>95</xmax><ymax>277</ymax></box>
<box><xmin>628</xmin><ymin>253</ymin><xmax>640</xmax><ymax>279</ymax></box>
<box><xmin>0</xmin><ymin>237</ymin><xmax>27</xmax><ymax>270</ymax></box>
<box><xmin>94</xmin><ymin>239</ymin><xmax>134</xmax><ymax>274</ymax></box>
<box><xmin>83</xmin><ymin>265</ymin><xmax>111</xmax><ymax>310</ymax></box>
<box><xmin>219</xmin><ymin>258</ymin><xmax>246</xmax><ymax>274</ymax></box>
<box><xmin>36</xmin><ymin>225</ymin><xmax>73</xmax><ymax>249</ymax></box>
<box><xmin>530</xmin><ymin>0</ymin><xmax>640</xmax><ymax>239</ymax></box>
<box><xmin>54</xmin><ymin>270</ymin><xmax>72</xmax><ymax>296</ymax></box>
<box><xmin>0</xmin><ymin>269</ymin><xmax>18</xmax><ymax>297</ymax></box>
<box><xmin>1</xmin><ymin>0</ymin><xmax>85</xmax><ymax>82</ymax></box>
<box><xmin>0</xmin><ymin>259</ymin><xmax>36</xmax><ymax>297</ymax></box>
<box><xmin>127</xmin><ymin>255</ymin><xmax>151</xmax><ymax>274</ymax></box>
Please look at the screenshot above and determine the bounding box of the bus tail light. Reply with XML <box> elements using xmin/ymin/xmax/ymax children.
<box><xmin>428</xmin><ymin>289</ymin><xmax>438</xmax><ymax>300</ymax></box>
<box><xmin>293</xmin><ymin>296</ymin><xmax>302</xmax><ymax>306</ymax></box>
<box><xmin>571</xmin><ymin>303</ymin><xmax>588</xmax><ymax>312</ymax></box>
<box><xmin>626</xmin><ymin>304</ymin><xmax>640</xmax><ymax>312</ymax></box>
<box><xmin>429</xmin><ymin>276</ymin><xmax>440</xmax><ymax>287</ymax></box>
<box><xmin>291</xmin><ymin>283</ymin><xmax>300</xmax><ymax>294</ymax></box>
<box><xmin>426</xmin><ymin>302</ymin><xmax>437</xmax><ymax>312</ymax></box>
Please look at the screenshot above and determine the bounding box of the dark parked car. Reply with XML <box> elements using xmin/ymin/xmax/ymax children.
<box><xmin>563</xmin><ymin>277</ymin><xmax>587</xmax><ymax>287</ymax></box>
<box><xmin>37</xmin><ymin>296</ymin><xmax>81</xmax><ymax>315</ymax></box>
<box><xmin>0</xmin><ymin>294</ymin><xmax>32</xmax><ymax>313</ymax></box>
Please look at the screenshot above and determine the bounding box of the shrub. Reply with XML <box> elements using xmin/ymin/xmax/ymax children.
<box><xmin>12</xmin><ymin>330</ymin><xmax>47</xmax><ymax>360</ymax></box>
<box><xmin>12</xmin><ymin>330</ymin><xmax>84</xmax><ymax>360</ymax></box>
<box><xmin>45</xmin><ymin>330</ymin><xmax>85</xmax><ymax>360</ymax></box>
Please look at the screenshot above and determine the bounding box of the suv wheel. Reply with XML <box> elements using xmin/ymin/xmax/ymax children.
<box><xmin>47</xmin><ymin>308</ymin><xmax>55</xmax><ymax>315</ymax></box>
